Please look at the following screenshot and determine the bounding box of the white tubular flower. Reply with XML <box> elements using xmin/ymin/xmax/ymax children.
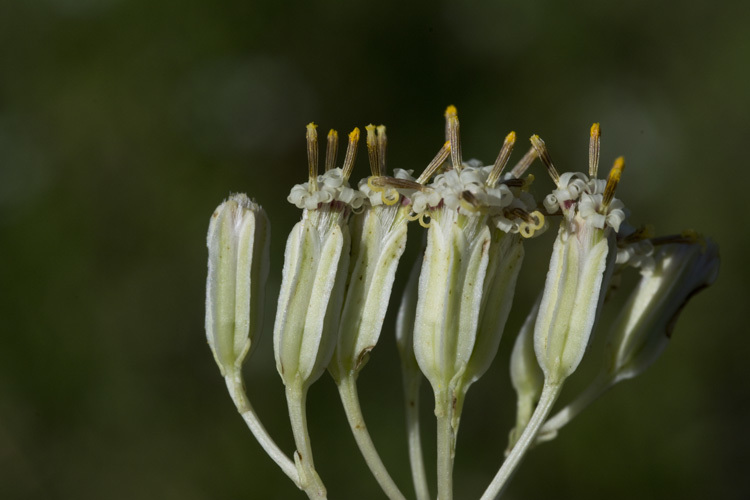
<box><xmin>410</xmin><ymin>107</ymin><xmax>544</xmax><ymax>500</ymax></box>
<box><xmin>274</xmin><ymin>124</ymin><xmax>364</xmax><ymax>500</ymax></box>
<box><xmin>329</xmin><ymin>125</ymin><xmax>410</xmax><ymax>382</ymax></box>
<box><xmin>412</xmin><ymin>115</ymin><xmax>539</xmax><ymax>403</ymax></box>
<box><xmin>206</xmin><ymin>193</ymin><xmax>270</xmax><ymax>377</ymax></box>
<box><xmin>275</xmin><ymin>125</ymin><xmax>362</xmax><ymax>391</ymax></box>
<box><xmin>605</xmin><ymin>236</ymin><xmax>720</xmax><ymax>383</ymax></box>
<box><xmin>532</xmin><ymin>132</ymin><xmax>625</xmax><ymax>385</ymax></box>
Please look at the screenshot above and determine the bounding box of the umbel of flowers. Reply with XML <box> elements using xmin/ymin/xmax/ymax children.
<box><xmin>205</xmin><ymin>108</ymin><xmax>719</xmax><ymax>500</ymax></box>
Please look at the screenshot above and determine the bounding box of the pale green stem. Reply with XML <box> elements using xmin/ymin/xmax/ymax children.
<box><xmin>403</xmin><ymin>373</ymin><xmax>430</xmax><ymax>500</ymax></box>
<box><xmin>286</xmin><ymin>386</ymin><xmax>327</xmax><ymax>500</ymax></box>
<box><xmin>435</xmin><ymin>391</ymin><xmax>454</xmax><ymax>500</ymax></box>
<box><xmin>338</xmin><ymin>375</ymin><xmax>407</xmax><ymax>500</ymax></box>
<box><xmin>506</xmin><ymin>395</ymin><xmax>536</xmax><ymax>455</ymax></box>
<box><xmin>480</xmin><ymin>381</ymin><xmax>563</xmax><ymax>500</ymax></box>
<box><xmin>539</xmin><ymin>375</ymin><xmax>612</xmax><ymax>440</ymax></box>
<box><xmin>224</xmin><ymin>371</ymin><xmax>300</xmax><ymax>486</ymax></box>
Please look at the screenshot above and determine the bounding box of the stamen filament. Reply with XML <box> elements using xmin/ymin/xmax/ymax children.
<box><xmin>486</xmin><ymin>131</ymin><xmax>516</xmax><ymax>187</ymax></box>
<box><xmin>366</xmin><ymin>124</ymin><xmax>380</xmax><ymax>177</ymax></box>
<box><xmin>325</xmin><ymin>129</ymin><xmax>339</xmax><ymax>172</ymax></box>
<box><xmin>416</xmin><ymin>141</ymin><xmax>452</xmax><ymax>185</ymax></box>
<box><xmin>510</xmin><ymin>146</ymin><xmax>538</xmax><ymax>179</ymax></box>
<box><xmin>306</xmin><ymin>123</ymin><xmax>319</xmax><ymax>191</ymax></box>
<box><xmin>509</xmin><ymin>207</ymin><xmax>536</xmax><ymax>225</ymax></box>
<box><xmin>589</xmin><ymin>123</ymin><xmax>601</xmax><ymax>179</ymax></box>
<box><xmin>369</xmin><ymin>176</ymin><xmax>425</xmax><ymax>192</ymax></box>
<box><xmin>602</xmin><ymin>156</ymin><xmax>625</xmax><ymax>209</ymax></box>
<box><xmin>342</xmin><ymin>127</ymin><xmax>360</xmax><ymax>182</ymax></box>
<box><xmin>530</xmin><ymin>135</ymin><xmax>560</xmax><ymax>185</ymax></box>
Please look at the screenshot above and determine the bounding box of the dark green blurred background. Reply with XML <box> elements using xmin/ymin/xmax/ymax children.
<box><xmin>2</xmin><ymin>1</ymin><xmax>748</xmax><ymax>499</ymax></box>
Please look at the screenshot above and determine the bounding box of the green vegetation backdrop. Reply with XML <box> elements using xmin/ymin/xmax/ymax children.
<box><xmin>2</xmin><ymin>1</ymin><xmax>748</xmax><ymax>499</ymax></box>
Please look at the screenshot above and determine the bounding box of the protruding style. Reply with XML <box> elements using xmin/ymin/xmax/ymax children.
<box><xmin>589</xmin><ymin>123</ymin><xmax>600</xmax><ymax>178</ymax></box>
<box><xmin>325</xmin><ymin>129</ymin><xmax>339</xmax><ymax>172</ymax></box>
<box><xmin>445</xmin><ymin>105</ymin><xmax>463</xmax><ymax>172</ymax></box>
<box><xmin>342</xmin><ymin>127</ymin><xmax>360</xmax><ymax>182</ymax></box>
<box><xmin>602</xmin><ymin>156</ymin><xmax>624</xmax><ymax>209</ymax></box>
<box><xmin>306</xmin><ymin>123</ymin><xmax>319</xmax><ymax>191</ymax></box>
<box><xmin>487</xmin><ymin>131</ymin><xmax>516</xmax><ymax>188</ymax></box>
<box><xmin>530</xmin><ymin>135</ymin><xmax>560</xmax><ymax>185</ymax></box>
<box><xmin>366</xmin><ymin>124</ymin><xmax>381</xmax><ymax>177</ymax></box>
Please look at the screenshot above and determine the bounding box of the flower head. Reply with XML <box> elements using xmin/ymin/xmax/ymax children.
<box><xmin>274</xmin><ymin>124</ymin><xmax>362</xmax><ymax>391</ymax></box>
<box><xmin>533</xmin><ymin>125</ymin><xmax>626</xmax><ymax>384</ymax></box>
<box><xmin>408</xmin><ymin>107</ymin><xmax>543</xmax><ymax>434</ymax></box>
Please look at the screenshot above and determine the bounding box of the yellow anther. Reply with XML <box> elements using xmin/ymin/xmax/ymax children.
<box><xmin>487</xmin><ymin>131</ymin><xmax>516</xmax><ymax>187</ymax></box>
<box><xmin>325</xmin><ymin>129</ymin><xmax>339</xmax><ymax>172</ymax></box>
<box><xmin>342</xmin><ymin>127</ymin><xmax>360</xmax><ymax>182</ymax></box>
<box><xmin>405</xmin><ymin>211</ymin><xmax>422</xmax><ymax>221</ymax></box>
<box><xmin>530</xmin><ymin>135</ymin><xmax>560</xmax><ymax>185</ymax></box>
<box><xmin>306</xmin><ymin>122</ymin><xmax>319</xmax><ymax>191</ymax></box>
<box><xmin>602</xmin><ymin>156</ymin><xmax>625</xmax><ymax>208</ymax></box>
<box><xmin>589</xmin><ymin>122</ymin><xmax>601</xmax><ymax>179</ymax></box>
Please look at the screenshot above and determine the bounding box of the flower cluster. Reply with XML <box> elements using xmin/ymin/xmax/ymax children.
<box><xmin>205</xmin><ymin>107</ymin><xmax>719</xmax><ymax>500</ymax></box>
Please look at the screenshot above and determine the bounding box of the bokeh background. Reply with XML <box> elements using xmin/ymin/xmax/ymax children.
<box><xmin>2</xmin><ymin>1</ymin><xmax>749</xmax><ymax>499</ymax></box>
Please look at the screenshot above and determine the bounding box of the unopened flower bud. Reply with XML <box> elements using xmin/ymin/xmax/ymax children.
<box><xmin>205</xmin><ymin>194</ymin><xmax>270</xmax><ymax>376</ymax></box>
<box><xmin>605</xmin><ymin>238</ymin><xmax>719</xmax><ymax>383</ymax></box>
